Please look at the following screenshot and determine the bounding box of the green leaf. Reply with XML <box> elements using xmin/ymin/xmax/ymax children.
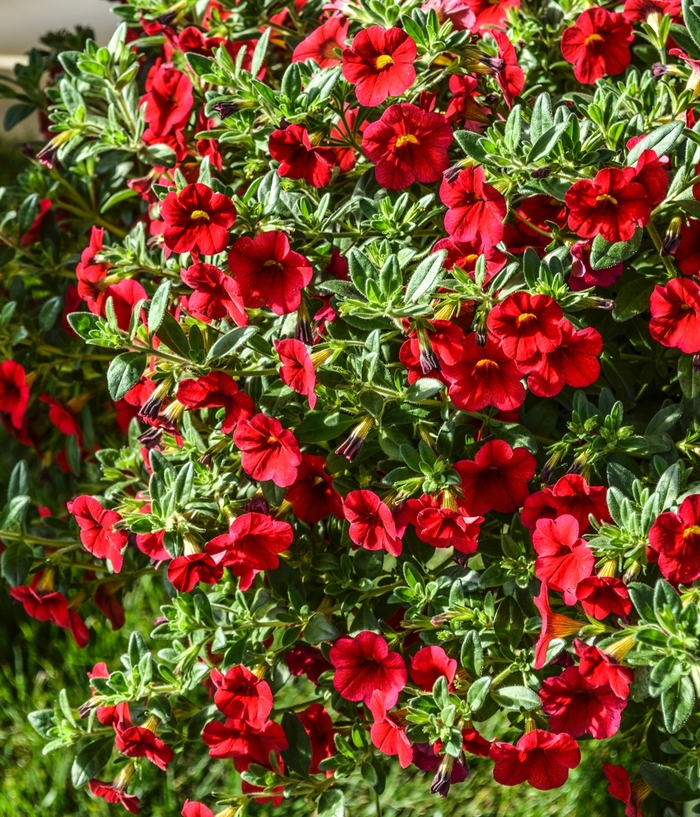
<box><xmin>454</xmin><ymin>130</ymin><xmax>487</xmax><ymax>162</ymax></box>
<box><xmin>405</xmin><ymin>378</ymin><xmax>444</xmax><ymax>402</ymax></box>
<box><xmin>494</xmin><ymin>596</ymin><xmax>524</xmax><ymax>651</ymax></box>
<box><xmin>107</xmin><ymin>352</ymin><xmax>146</xmax><ymax>401</ymax></box>
<box><xmin>7</xmin><ymin>460</ymin><xmax>29</xmax><ymax>501</ymax></box>
<box><xmin>627</xmin><ymin>121</ymin><xmax>685</xmax><ymax>164</ymax></box>
<box><xmin>71</xmin><ymin>737</ymin><xmax>114</xmax><ymax>789</ymax></box>
<box><xmin>207</xmin><ymin>325</ymin><xmax>258</xmax><ymax>360</ymax></box>
<box><xmin>491</xmin><ymin>684</ymin><xmax>541</xmax><ymax>710</ymax></box>
<box><xmin>4</xmin><ymin>103</ymin><xmax>35</xmax><ymax>131</ymax></box>
<box><xmin>590</xmin><ymin>228</ymin><xmax>643</xmax><ymax>270</ymax></box>
<box><xmin>317</xmin><ymin>789</ymin><xmax>345</xmax><ymax>817</ymax></box>
<box><xmin>28</xmin><ymin>709</ymin><xmax>55</xmax><ymax>738</ymax></box>
<box><xmin>527</xmin><ymin>122</ymin><xmax>569</xmax><ymax>162</ymax></box>
<box><xmin>530</xmin><ymin>93</ymin><xmax>553</xmax><ymax>143</ymax></box>
<box><xmin>304</xmin><ymin>612</ymin><xmax>339</xmax><ymax>643</ymax></box>
<box><xmin>405</xmin><ymin>251</ymin><xmax>447</xmax><ymax>304</ymax></box>
<box><xmin>612</xmin><ymin>280</ymin><xmax>654</xmax><ymax>322</ymax></box>
<box><xmin>641</xmin><ymin>761</ymin><xmax>698</xmax><ymax>801</ymax></box>
<box><xmin>66</xmin><ymin>312</ymin><xmax>100</xmax><ymax>341</ymax></box>
<box><xmin>662</xmin><ymin>675</ymin><xmax>695</xmax><ymax>733</ymax></box>
<box><xmin>1</xmin><ymin>542</ymin><xmax>33</xmax><ymax>587</ymax></box>
<box><xmin>148</xmin><ymin>281</ymin><xmax>171</xmax><ymax>335</ymax></box>
<box><xmin>101</xmin><ymin>187</ymin><xmax>138</xmax><ymax>213</ymax></box>
<box><xmin>460</xmin><ymin>630</ymin><xmax>483</xmax><ymax>678</ymax></box>
<box><xmin>678</xmin><ymin>354</ymin><xmax>700</xmax><ymax>399</ymax></box>
<box><xmin>504</xmin><ymin>104</ymin><xmax>522</xmax><ymax>152</ymax></box>
<box><xmin>185</xmin><ymin>52</ymin><xmax>216</xmax><ymax>78</ymax></box>
<box><xmin>39</xmin><ymin>297</ymin><xmax>62</xmax><ymax>332</ymax></box>
<box><xmin>281</xmin><ymin>712</ymin><xmax>312</xmax><ymax>777</ymax></box>
<box><xmin>155</xmin><ymin>311</ymin><xmax>190</xmax><ymax>358</ymax></box>
<box><xmin>467</xmin><ymin>676</ymin><xmax>491</xmax><ymax>712</ymax></box>
<box><xmin>250</xmin><ymin>27</ymin><xmax>270</xmax><ymax>77</ymax></box>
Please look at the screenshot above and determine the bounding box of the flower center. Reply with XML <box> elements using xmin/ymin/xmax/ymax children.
<box><xmin>395</xmin><ymin>134</ymin><xmax>420</xmax><ymax>148</ymax></box>
<box><xmin>475</xmin><ymin>358</ymin><xmax>498</xmax><ymax>371</ymax></box>
<box><xmin>267</xmin><ymin>435</ymin><xmax>278</xmax><ymax>444</ymax></box>
<box><xmin>375</xmin><ymin>54</ymin><xmax>395</xmax><ymax>70</ymax></box>
<box><xmin>684</xmin><ymin>525</ymin><xmax>700</xmax><ymax>537</ymax></box>
<box><xmin>517</xmin><ymin>312</ymin><xmax>538</xmax><ymax>324</ymax></box>
<box><xmin>595</xmin><ymin>194</ymin><xmax>618</xmax><ymax>205</ymax></box>
<box><xmin>190</xmin><ymin>209</ymin><xmax>210</xmax><ymax>221</ymax></box>
<box><xmin>584</xmin><ymin>33</ymin><xmax>604</xmax><ymax>45</ymax></box>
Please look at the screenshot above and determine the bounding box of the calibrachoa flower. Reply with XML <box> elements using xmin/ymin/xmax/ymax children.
<box><xmin>0</xmin><ymin>360</ymin><xmax>30</xmax><ymax>429</ymax></box>
<box><xmin>202</xmin><ymin>717</ymin><xmax>288</xmax><ymax>763</ymax></box>
<box><xmin>454</xmin><ymin>440</ymin><xmax>536</xmax><ymax>515</ymax></box>
<box><xmin>440</xmin><ymin>166</ymin><xmax>507</xmax><ymax>249</ymax></box>
<box><xmin>67</xmin><ymin>496</ymin><xmax>128</xmax><ymax>573</ymax></box>
<box><xmin>521</xmin><ymin>474</ymin><xmax>611</xmax><ymax>532</ymax></box>
<box><xmin>180</xmin><ymin>262</ymin><xmax>248</xmax><ymax>325</ymax></box>
<box><xmin>177</xmin><ymin>372</ymin><xmax>254</xmax><ymax>433</ymax></box>
<box><xmin>343</xmin><ymin>489</ymin><xmax>403</xmax><ymax>556</ymax></box>
<box><xmin>648</xmin><ymin>494</ymin><xmax>700</xmax><ymax>583</ymax></box>
<box><xmin>533</xmin><ymin>584</ymin><xmax>584</xmax><ymax>669</ymax></box>
<box><xmin>575</xmin><ymin>576</ymin><xmax>632</xmax><ymax>620</ymax></box>
<box><xmin>532</xmin><ymin>515</ymin><xmax>594</xmax><ymax>604</ymax></box>
<box><xmin>285</xmin><ymin>453</ymin><xmax>343</xmax><ymax>523</ymax></box>
<box><xmin>561</xmin><ymin>7</ymin><xmax>634</xmax><ymax>84</ymax></box>
<box><xmin>409</xmin><ymin>646</ymin><xmax>457</xmax><ymax>691</ymax></box>
<box><xmin>232</xmin><ymin>413</ymin><xmax>302</xmax><ymax>487</ymax></box>
<box><xmin>293</xmin><ymin>16</ymin><xmax>349</xmax><ymax>67</ymax></box>
<box><xmin>329</xmin><ymin>631</ymin><xmax>407</xmax><ymax>707</ymax></box>
<box><xmin>488</xmin><ymin>292</ymin><xmax>563</xmax><ymax>361</ymax></box>
<box><xmin>489</xmin><ymin>730</ymin><xmax>581</xmax><ymax>790</ymax></box>
<box><xmin>269</xmin><ymin>124</ymin><xmax>337</xmax><ymax>187</ymax></box>
<box><xmin>648</xmin><ymin>278</ymin><xmax>700</xmax><ymax>353</ymax></box>
<box><xmin>342</xmin><ymin>27</ymin><xmax>417</xmax><ymax>107</ymax></box>
<box><xmin>369</xmin><ymin>691</ymin><xmax>413</xmax><ymax>768</ymax></box>
<box><xmin>160</xmin><ymin>184</ymin><xmax>237</xmax><ymax>255</ymax></box>
<box><xmin>209</xmin><ymin>664</ymin><xmax>274</xmax><ymax>723</ymax></box>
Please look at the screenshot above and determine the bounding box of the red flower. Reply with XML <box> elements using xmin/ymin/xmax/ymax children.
<box><xmin>21</xmin><ymin>198</ymin><xmax>52</xmax><ymax>246</ymax></box>
<box><xmin>454</xmin><ymin>440</ymin><xmax>536</xmax><ymax>516</ymax></box>
<box><xmin>180</xmin><ymin>263</ymin><xmax>248</xmax><ymax>325</ymax></box>
<box><xmin>517</xmin><ymin>321</ymin><xmax>602</xmax><ymax>398</ymax></box>
<box><xmin>575</xmin><ymin>576</ymin><xmax>632</xmax><ymax>620</ymax></box>
<box><xmin>228</xmin><ymin>231</ymin><xmax>313</xmax><ymax>315</ymax></box>
<box><xmin>362</xmin><ymin>103</ymin><xmax>453</xmax><ymax>190</ymax></box>
<box><xmin>297</xmin><ymin>703</ymin><xmax>336</xmax><ymax>774</ymax></box>
<box><xmin>202</xmin><ymin>717</ymin><xmax>288</xmax><ymax>764</ymax></box>
<box><xmin>92</xmin><ymin>279</ymin><xmax>148</xmax><ymax>332</ymax></box>
<box><xmin>369</xmin><ymin>691</ymin><xmax>413</xmax><ymax>768</ymax></box>
<box><xmin>210</xmin><ymin>665</ymin><xmax>274</xmax><ymax>724</ymax></box>
<box><xmin>114</xmin><ymin>705</ymin><xmax>175</xmax><ymax>770</ymax></box>
<box><xmin>466</xmin><ymin>0</ymin><xmax>520</xmax><ymax>32</ymax></box>
<box><xmin>207</xmin><ymin>512</ymin><xmax>294</xmax><ymax>590</ymax></box>
<box><xmin>574</xmin><ymin>640</ymin><xmax>633</xmax><ymax>700</ymax></box>
<box><xmin>490</xmin><ymin>729</ymin><xmax>580</xmax><ymax>790</ymax></box>
<box><xmin>39</xmin><ymin>395</ymin><xmax>80</xmax><ymax>437</ymax></box>
<box><xmin>67</xmin><ymin>496</ymin><xmax>128</xmax><ymax>573</ymax></box>
<box><xmin>623</xmin><ymin>0</ymin><xmax>680</xmax><ymax>20</ymax></box>
<box><xmin>443</xmin><ymin>334</ymin><xmax>526</xmax><ymax>413</ymax></box>
<box><xmin>88</xmin><ymin>777</ymin><xmax>140</xmax><ymax>814</ymax></box>
<box><xmin>182</xmin><ymin>802</ymin><xmax>213</xmax><ymax>817</ymax></box>
<box><xmin>343</xmin><ymin>490</ymin><xmax>403</xmax><ymax>557</ymax></box>
<box><xmin>293</xmin><ymin>16</ymin><xmax>349</xmax><ymax>67</ymax></box>
<box><xmin>490</xmin><ymin>31</ymin><xmax>525</xmax><ymax>108</ymax></box>
<box><xmin>488</xmin><ymin>292</ymin><xmax>563</xmax><ymax>362</ymax></box>
<box><xmin>566</xmin><ymin>167</ymin><xmax>651</xmax><ymax>243</ymax></box>
<box><xmin>540</xmin><ymin>665</ymin><xmax>626</xmax><ymax>740</ymax></box>
<box><xmin>409</xmin><ymin>646</ymin><xmax>457</xmax><ymax>691</ymax></box>
<box><xmin>285</xmin><ymin>453</ymin><xmax>343</xmax><ymax>523</ymax></box>
<box><xmin>421</xmin><ymin>0</ymin><xmax>476</xmax><ymax>30</ymax></box>
<box><xmin>521</xmin><ymin>474</ymin><xmax>611</xmax><ymax>532</ymax></box>
<box><xmin>10</xmin><ymin>577</ymin><xmax>70</xmax><ymax>631</ymax></box>
<box><xmin>603</xmin><ymin>764</ymin><xmax>647</xmax><ymax>817</ymax></box>
<box><xmin>285</xmin><ymin>644</ymin><xmax>332</xmax><ymax>684</ymax></box>
<box><xmin>533</xmin><ymin>515</ymin><xmax>594</xmax><ymax>605</ymax></box>
<box><xmin>569</xmin><ymin>242</ymin><xmax>624</xmax><ymax>291</ymax></box>
<box><xmin>342</xmin><ymin>26</ymin><xmax>417</xmax><ymax>107</ymax></box>
<box><xmin>232</xmin><ymin>413</ymin><xmax>302</xmax><ymax>487</ymax></box>
<box><xmin>533</xmin><ymin>584</ymin><xmax>583</xmax><ymax>669</ymax></box>
<box><xmin>674</xmin><ymin>219</ymin><xmax>700</xmax><ymax>276</ymax></box>
<box><xmin>649</xmin><ymin>278</ymin><xmax>700</xmax><ymax>354</ymax></box>
<box><xmin>648</xmin><ymin>494</ymin><xmax>700</xmax><ymax>583</ymax></box>
<box><xmin>403</xmin><ymin>494</ymin><xmax>482</xmax><ymax>553</ymax></box>
<box><xmin>0</xmin><ymin>360</ymin><xmax>30</xmax><ymax>429</ymax></box>
<box><xmin>561</xmin><ymin>7</ymin><xmax>634</xmax><ymax>84</ymax></box>
<box><xmin>141</xmin><ymin>61</ymin><xmax>193</xmax><ymax>136</ymax></box>
<box><xmin>434</xmin><ymin>237</ymin><xmax>507</xmax><ymax>284</ymax></box>
<box><xmin>275</xmin><ymin>339</ymin><xmax>317</xmax><ymax>407</ymax></box>
<box><xmin>399</xmin><ymin>319</ymin><xmax>467</xmax><ymax>384</ymax></box>
<box><xmin>269</xmin><ymin>124</ymin><xmax>337</xmax><ymax>188</ymax></box>
<box><xmin>160</xmin><ymin>184</ymin><xmax>237</xmax><ymax>255</ymax></box>
<box><xmin>177</xmin><ymin>372</ymin><xmax>254</xmax><ymax>434</ymax></box>
<box><xmin>329</xmin><ymin>631</ymin><xmax>407</xmax><ymax>707</ymax></box>
<box><xmin>440</xmin><ymin>166</ymin><xmax>506</xmax><ymax>250</ymax></box>
<box><xmin>633</xmin><ymin>149</ymin><xmax>668</xmax><ymax>207</ymax></box>
<box><xmin>167</xmin><ymin>551</ymin><xmax>224</xmax><ymax>592</ymax></box>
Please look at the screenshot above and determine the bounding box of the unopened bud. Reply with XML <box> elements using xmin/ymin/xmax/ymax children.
<box><xmin>335</xmin><ymin>416</ymin><xmax>373</xmax><ymax>462</ymax></box>
<box><xmin>211</xmin><ymin>101</ymin><xmax>238</xmax><ymax>119</ymax></box>
<box><xmin>430</xmin><ymin>754</ymin><xmax>455</xmax><ymax>798</ymax></box>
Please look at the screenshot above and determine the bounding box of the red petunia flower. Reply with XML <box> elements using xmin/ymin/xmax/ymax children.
<box><xmin>275</xmin><ymin>339</ymin><xmax>317</xmax><ymax>407</ymax></box>
<box><xmin>368</xmin><ymin>691</ymin><xmax>413</xmax><ymax>768</ymax></box>
<box><xmin>0</xmin><ymin>360</ymin><xmax>30</xmax><ymax>429</ymax></box>
<box><xmin>399</xmin><ymin>319</ymin><xmax>467</xmax><ymax>384</ymax></box>
<box><xmin>293</xmin><ymin>16</ymin><xmax>349</xmax><ymax>67</ymax></box>
<box><xmin>454</xmin><ymin>440</ymin><xmax>536</xmax><ymax>516</ymax></box>
<box><xmin>67</xmin><ymin>496</ymin><xmax>128</xmax><ymax>573</ymax></box>
<box><xmin>566</xmin><ymin>166</ymin><xmax>651</xmax><ymax>243</ymax></box>
<box><xmin>362</xmin><ymin>103</ymin><xmax>453</xmax><ymax>190</ymax></box>
<box><xmin>206</xmin><ymin>512</ymin><xmax>294</xmax><ymax>590</ymax></box>
<box><xmin>228</xmin><ymin>231</ymin><xmax>313</xmax><ymax>315</ymax></box>
<box><xmin>440</xmin><ymin>166</ymin><xmax>506</xmax><ymax>250</ymax></box>
<box><xmin>232</xmin><ymin>413</ymin><xmax>302</xmax><ymax>487</ymax></box>
<box><xmin>489</xmin><ymin>729</ymin><xmax>581</xmax><ymax>790</ymax></box>
<box><xmin>467</xmin><ymin>0</ymin><xmax>520</xmax><ymax>32</ymax></box>
<box><xmin>10</xmin><ymin>576</ymin><xmax>70</xmax><ymax>631</ymax></box>
<box><xmin>182</xmin><ymin>802</ymin><xmax>213</xmax><ymax>817</ymax></box>
<box><xmin>488</xmin><ymin>292</ymin><xmax>563</xmax><ymax>362</ymax></box>
<box><xmin>539</xmin><ymin>665</ymin><xmax>626</xmax><ymax>740</ymax></box>
<box><xmin>435</xmin><ymin>237</ymin><xmax>507</xmax><ymax>284</ymax></box>
<box><xmin>443</xmin><ymin>334</ymin><xmax>526</xmax><ymax>413</ymax></box>
<box><xmin>403</xmin><ymin>493</ymin><xmax>482</xmax><ymax>553</ymax></box>
<box><xmin>574</xmin><ymin>640</ymin><xmax>633</xmax><ymax>700</ymax></box>
<box><xmin>343</xmin><ymin>489</ymin><xmax>403</xmax><ymax>557</ymax></box>
<box><xmin>674</xmin><ymin>219</ymin><xmax>700</xmax><ymax>276</ymax></box>
<box><xmin>633</xmin><ymin>149</ymin><xmax>668</xmax><ymax>207</ymax></box>
<box><xmin>602</xmin><ymin>764</ymin><xmax>647</xmax><ymax>817</ymax></box>
<box><xmin>533</xmin><ymin>515</ymin><xmax>594</xmax><ymax>605</ymax></box>
<box><xmin>167</xmin><ymin>551</ymin><xmax>224</xmax><ymax>592</ymax></box>
<box><xmin>561</xmin><ymin>7</ymin><xmax>634</xmax><ymax>85</ymax></box>
<box><xmin>421</xmin><ymin>0</ymin><xmax>476</xmax><ymax>30</ymax></box>
<box><xmin>202</xmin><ymin>717</ymin><xmax>288</xmax><ymax>764</ymax></box>
<box><xmin>285</xmin><ymin>453</ymin><xmax>343</xmax><ymax>523</ymax></box>
<box><xmin>521</xmin><ymin>474</ymin><xmax>611</xmax><ymax>532</ymax></box>
<box><xmin>409</xmin><ymin>646</ymin><xmax>457</xmax><ymax>691</ymax></box>
<box><xmin>39</xmin><ymin>395</ymin><xmax>80</xmax><ymax>437</ymax></box>
<box><xmin>141</xmin><ymin>61</ymin><xmax>193</xmax><ymax>137</ymax></box>
<box><xmin>623</xmin><ymin>0</ymin><xmax>680</xmax><ymax>20</ymax></box>
<box><xmin>114</xmin><ymin>704</ymin><xmax>175</xmax><ymax>770</ymax></box>
<box><xmin>177</xmin><ymin>372</ymin><xmax>254</xmax><ymax>434</ymax></box>
<box><xmin>575</xmin><ymin>576</ymin><xmax>632</xmax><ymax>620</ymax></box>
<box><xmin>297</xmin><ymin>703</ymin><xmax>336</xmax><ymax>774</ymax></box>
<box><xmin>648</xmin><ymin>494</ymin><xmax>700</xmax><ymax>584</ymax></box>
<box><xmin>490</xmin><ymin>31</ymin><xmax>525</xmax><ymax>108</ymax></box>
<box><xmin>180</xmin><ymin>263</ymin><xmax>248</xmax><ymax>325</ymax></box>
<box><xmin>329</xmin><ymin>631</ymin><xmax>407</xmax><ymax>707</ymax></box>
<box><xmin>210</xmin><ymin>664</ymin><xmax>274</xmax><ymax>724</ymax></box>
<box><xmin>569</xmin><ymin>242</ymin><xmax>624</xmax><ymax>291</ymax></box>
<box><xmin>342</xmin><ymin>26</ymin><xmax>417</xmax><ymax>107</ymax></box>
<box><xmin>649</xmin><ymin>277</ymin><xmax>700</xmax><ymax>354</ymax></box>
<box><xmin>269</xmin><ymin>124</ymin><xmax>337</xmax><ymax>188</ymax></box>
<box><xmin>91</xmin><ymin>278</ymin><xmax>148</xmax><ymax>332</ymax></box>
<box><xmin>160</xmin><ymin>184</ymin><xmax>237</xmax><ymax>255</ymax></box>
<box><xmin>285</xmin><ymin>644</ymin><xmax>333</xmax><ymax>684</ymax></box>
<box><xmin>88</xmin><ymin>776</ymin><xmax>140</xmax><ymax>814</ymax></box>
<box><xmin>533</xmin><ymin>583</ymin><xmax>583</xmax><ymax>669</ymax></box>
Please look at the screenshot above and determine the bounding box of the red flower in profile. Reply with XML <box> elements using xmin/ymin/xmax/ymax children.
<box><xmin>286</xmin><ymin>453</ymin><xmax>343</xmax><ymax>523</ymax></box>
<box><xmin>285</xmin><ymin>644</ymin><xmax>332</xmax><ymax>684</ymax></box>
<box><xmin>490</xmin><ymin>31</ymin><xmax>525</xmax><ymax>107</ymax></box>
<box><xmin>342</xmin><ymin>26</ymin><xmax>417</xmax><ymax>107</ymax></box>
<box><xmin>566</xmin><ymin>167</ymin><xmax>650</xmax><ymax>243</ymax></box>
<box><xmin>202</xmin><ymin>717</ymin><xmax>288</xmax><ymax>764</ymax></box>
<box><xmin>210</xmin><ymin>664</ymin><xmax>274</xmax><ymax>724</ymax></box>
<box><xmin>403</xmin><ymin>493</ymin><xmax>482</xmax><ymax>553</ymax></box>
<box><xmin>293</xmin><ymin>16</ymin><xmax>349</xmax><ymax>67</ymax></box>
<box><xmin>533</xmin><ymin>584</ymin><xmax>583</xmax><ymax>669</ymax></box>
<box><xmin>206</xmin><ymin>512</ymin><xmax>294</xmax><ymax>590</ymax></box>
<box><xmin>603</xmin><ymin>764</ymin><xmax>649</xmax><ymax>817</ymax></box>
<box><xmin>275</xmin><ymin>339</ymin><xmax>317</xmax><ymax>407</ymax></box>
<box><xmin>228</xmin><ymin>231</ymin><xmax>313</xmax><ymax>315</ymax></box>
<box><xmin>141</xmin><ymin>61</ymin><xmax>193</xmax><ymax>136</ymax></box>
<box><xmin>114</xmin><ymin>704</ymin><xmax>175</xmax><ymax>770</ymax></box>
<box><xmin>88</xmin><ymin>775</ymin><xmax>140</xmax><ymax>814</ymax></box>
<box><xmin>297</xmin><ymin>703</ymin><xmax>336</xmax><ymax>774</ymax></box>
<box><xmin>409</xmin><ymin>646</ymin><xmax>457</xmax><ymax>691</ymax></box>
<box><xmin>575</xmin><ymin>576</ymin><xmax>632</xmax><ymax>620</ymax></box>
<box><xmin>329</xmin><ymin>631</ymin><xmax>407</xmax><ymax>707</ymax></box>
<box><xmin>67</xmin><ymin>496</ymin><xmax>128</xmax><ymax>573</ymax></box>
<box><xmin>0</xmin><ymin>360</ymin><xmax>30</xmax><ymax>429</ymax></box>
<box><xmin>467</xmin><ymin>0</ymin><xmax>520</xmax><ymax>32</ymax></box>
<box><xmin>521</xmin><ymin>474</ymin><xmax>611</xmax><ymax>532</ymax></box>
<box><xmin>92</xmin><ymin>279</ymin><xmax>148</xmax><ymax>332</ymax></box>
<box><xmin>76</xmin><ymin>226</ymin><xmax>110</xmax><ymax>304</ymax></box>
<box><xmin>362</xmin><ymin>103</ymin><xmax>453</xmax><ymax>190</ymax></box>
<box><xmin>633</xmin><ymin>149</ymin><xmax>668</xmax><ymax>207</ymax></box>
<box><xmin>177</xmin><ymin>372</ymin><xmax>254</xmax><ymax>434</ymax></box>
<box><xmin>21</xmin><ymin>198</ymin><xmax>52</xmax><ymax>246</ymax></box>
<box><xmin>269</xmin><ymin>125</ymin><xmax>337</xmax><ymax>188</ymax></box>
<box><xmin>490</xmin><ymin>729</ymin><xmax>580</xmax><ymax>790</ymax></box>
<box><xmin>343</xmin><ymin>490</ymin><xmax>403</xmax><ymax>557</ymax></box>
<box><xmin>440</xmin><ymin>166</ymin><xmax>506</xmax><ymax>250</ymax></box>
<box><xmin>561</xmin><ymin>7</ymin><xmax>634</xmax><ymax>84</ymax></box>
<box><xmin>39</xmin><ymin>395</ymin><xmax>80</xmax><ymax>437</ymax></box>
<box><xmin>180</xmin><ymin>263</ymin><xmax>248</xmax><ymax>325</ymax></box>
<box><xmin>533</xmin><ymin>515</ymin><xmax>594</xmax><ymax>605</ymax></box>
<box><xmin>167</xmin><ymin>551</ymin><xmax>224</xmax><ymax>592</ymax></box>
<box><xmin>160</xmin><ymin>184</ymin><xmax>237</xmax><ymax>255</ymax></box>
<box><xmin>454</xmin><ymin>440</ymin><xmax>536</xmax><ymax>516</ymax></box>
<box><xmin>488</xmin><ymin>292</ymin><xmax>563</xmax><ymax>361</ymax></box>
<box><xmin>648</xmin><ymin>494</ymin><xmax>700</xmax><ymax>583</ymax></box>
<box><xmin>649</xmin><ymin>278</ymin><xmax>700</xmax><ymax>354</ymax></box>
<box><xmin>10</xmin><ymin>574</ymin><xmax>73</xmax><ymax>635</ymax></box>
<box><xmin>569</xmin><ymin>242</ymin><xmax>624</xmax><ymax>291</ymax></box>
<box><xmin>574</xmin><ymin>640</ymin><xmax>633</xmax><ymax>700</ymax></box>
<box><xmin>233</xmin><ymin>413</ymin><xmax>302</xmax><ymax>487</ymax></box>
<box><xmin>443</xmin><ymin>334</ymin><xmax>526</xmax><ymax>413</ymax></box>
<box><xmin>674</xmin><ymin>219</ymin><xmax>700</xmax><ymax>276</ymax></box>
<box><xmin>369</xmin><ymin>691</ymin><xmax>413</xmax><ymax>768</ymax></box>
<box><xmin>539</xmin><ymin>666</ymin><xmax>626</xmax><ymax>739</ymax></box>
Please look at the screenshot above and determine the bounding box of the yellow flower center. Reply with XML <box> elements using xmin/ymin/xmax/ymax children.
<box><xmin>517</xmin><ymin>312</ymin><xmax>537</xmax><ymax>324</ymax></box>
<box><xmin>375</xmin><ymin>54</ymin><xmax>395</xmax><ymax>69</ymax></box>
<box><xmin>395</xmin><ymin>134</ymin><xmax>420</xmax><ymax>148</ymax></box>
<box><xmin>595</xmin><ymin>194</ymin><xmax>618</xmax><ymax>205</ymax></box>
<box><xmin>475</xmin><ymin>358</ymin><xmax>499</xmax><ymax>371</ymax></box>
<box><xmin>584</xmin><ymin>33</ymin><xmax>604</xmax><ymax>45</ymax></box>
<box><xmin>190</xmin><ymin>209</ymin><xmax>210</xmax><ymax>221</ymax></box>
<box><xmin>684</xmin><ymin>525</ymin><xmax>700</xmax><ymax>538</ymax></box>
